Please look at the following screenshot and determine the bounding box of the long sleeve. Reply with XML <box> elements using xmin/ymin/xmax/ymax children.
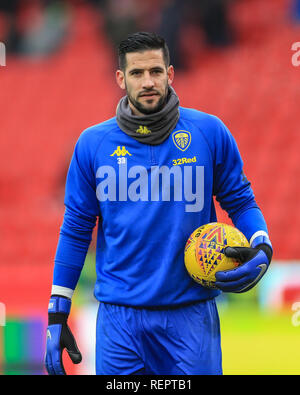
<box><xmin>208</xmin><ymin>116</ymin><xmax>269</xmax><ymax>242</ymax></box>
<box><xmin>51</xmin><ymin>130</ymin><xmax>100</xmax><ymax>297</ymax></box>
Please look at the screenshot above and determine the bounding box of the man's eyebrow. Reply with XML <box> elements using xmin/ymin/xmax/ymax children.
<box><xmin>150</xmin><ymin>66</ymin><xmax>165</xmax><ymax>71</ymax></box>
<box><xmin>128</xmin><ymin>66</ymin><xmax>165</xmax><ymax>74</ymax></box>
<box><xmin>128</xmin><ymin>68</ymin><xmax>143</xmax><ymax>74</ymax></box>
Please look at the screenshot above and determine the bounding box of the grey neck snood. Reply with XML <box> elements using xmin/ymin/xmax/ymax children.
<box><xmin>116</xmin><ymin>87</ymin><xmax>180</xmax><ymax>145</ymax></box>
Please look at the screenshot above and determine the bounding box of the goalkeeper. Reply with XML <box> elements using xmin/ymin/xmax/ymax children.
<box><xmin>45</xmin><ymin>32</ymin><xmax>272</xmax><ymax>375</ymax></box>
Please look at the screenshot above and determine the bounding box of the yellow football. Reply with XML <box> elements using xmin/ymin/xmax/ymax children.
<box><xmin>184</xmin><ymin>222</ymin><xmax>249</xmax><ymax>289</ymax></box>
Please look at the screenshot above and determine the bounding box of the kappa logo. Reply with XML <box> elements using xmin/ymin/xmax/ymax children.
<box><xmin>110</xmin><ymin>146</ymin><xmax>132</xmax><ymax>157</ymax></box>
<box><xmin>136</xmin><ymin>125</ymin><xmax>151</xmax><ymax>135</ymax></box>
<box><xmin>172</xmin><ymin>130</ymin><xmax>191</xmax><ymax>152</ymax></box>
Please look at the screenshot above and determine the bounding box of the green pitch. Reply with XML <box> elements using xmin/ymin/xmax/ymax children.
<box><xmin>219</xmin><ymin>303</ymin><xmax>300</xmax><ymax>375</ymax></box>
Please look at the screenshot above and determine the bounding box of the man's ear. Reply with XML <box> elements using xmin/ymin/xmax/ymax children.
<box><xmin>167</xmin><ymin>65</ymin><xmax>174</xmax><ymax>85</ymax></box>
<box><xmin>116</xmin><ymin>70</ymin><xmax>126</xmax><ymax>90</ymax></box>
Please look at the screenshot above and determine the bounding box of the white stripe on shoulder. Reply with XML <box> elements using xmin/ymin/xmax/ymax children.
<box><xmin>249</xmin><ymin>231</ymin><xmax>269</xmax><ymax>246</ymax></box>
<box><xmin>51</xmin><ymin>285</ymin><xmax>74</xmax><ymax>299</ymax></box>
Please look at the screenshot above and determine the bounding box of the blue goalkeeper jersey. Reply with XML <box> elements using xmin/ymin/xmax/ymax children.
<box><xmin>54</xmin><ymin>107</ymin><xmax>269</xmax><ymax>307</ymax></box>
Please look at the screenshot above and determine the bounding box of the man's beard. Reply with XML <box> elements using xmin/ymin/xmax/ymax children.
<box><xmin>126</xmin><ymin>85</ymin><xmax>169</xmax><ymax>115</ymax></box>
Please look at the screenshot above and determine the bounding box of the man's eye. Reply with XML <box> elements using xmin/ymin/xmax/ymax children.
<box><xmin>151</xmin><ymin>70</ymin><xmax>161</xmax><ymax>75</ymax></box>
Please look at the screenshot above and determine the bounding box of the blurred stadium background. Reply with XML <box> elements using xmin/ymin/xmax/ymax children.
<box><xmin>1</xmin><ymin>0</ymin><xmax>300</xmax><ymax>375</ymax></box>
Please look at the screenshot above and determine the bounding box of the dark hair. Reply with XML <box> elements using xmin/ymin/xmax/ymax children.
<box><xmin>118</xmin><ymin>32</ymin><xmax>170</xmax><ymax>71</ymax></box>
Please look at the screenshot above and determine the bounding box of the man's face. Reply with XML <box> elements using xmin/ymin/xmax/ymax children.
<box><xmin>116</xmin><ymin>49</ymin><xmax>174</xmax><ymax>116</ymax></box>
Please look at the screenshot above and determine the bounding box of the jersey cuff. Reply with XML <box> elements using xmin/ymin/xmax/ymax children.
<box><xmin>51</xmin><ymin>285</ymin><xmax>74</xmax><ymax>299</ymax></box>
<box><xmin>250</xmin><ymin>231</ymin><xmax>272</xmax><ymax>250</ymax></box>
<box><xmin>249</xmin><ymin>231</ymin><xmax>268</xmax><ymax>245</ymax></box>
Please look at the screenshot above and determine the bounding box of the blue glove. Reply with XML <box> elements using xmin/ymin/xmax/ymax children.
<box><xmin>45</xmin><ymin>295</ymin><xmax>82</xmax><ymax>375</ymax></box>
<box><xmin>215</xmin><ymin>236</ymin><xmax>273</xmax><ymax>293</ymax></box>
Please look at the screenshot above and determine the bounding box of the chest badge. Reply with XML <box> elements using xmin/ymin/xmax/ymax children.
<box><xmin>172</xmin><ymin>130</ymin><xmax>191</xmax><ymax>152</ymax></box>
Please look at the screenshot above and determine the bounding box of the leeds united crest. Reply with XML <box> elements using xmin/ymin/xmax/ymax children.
<box><xmin>172</xmin><ymin>130</ymin><xmax>191</xmax><ymax>151</ymax></box>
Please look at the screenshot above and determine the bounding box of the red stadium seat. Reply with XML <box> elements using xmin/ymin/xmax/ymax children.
<box><xmin>0</xmin><ymin>0</ymin><xmax>299</xmax><ymax>314</ymax></box>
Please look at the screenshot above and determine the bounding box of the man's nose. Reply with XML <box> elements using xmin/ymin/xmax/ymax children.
<box><xmin>142</xmin><ymin>72</ymin><xmax>155</xmax><ymax>89</ymax></box>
